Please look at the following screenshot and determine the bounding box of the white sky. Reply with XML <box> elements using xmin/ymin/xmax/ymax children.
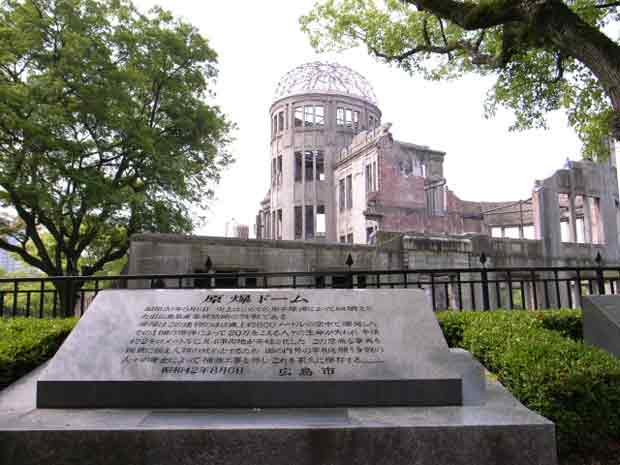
<box><xmin>134</xmin><ymin>0</ymin><xmax>594</xmax><ymax>237</ymax></box>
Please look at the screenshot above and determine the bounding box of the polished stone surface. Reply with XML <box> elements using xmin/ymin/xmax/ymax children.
<box><xmin>583</xmin><ymin>295</ymin><xmax>620</xmax><ymax>356</ymax></box>
<box><xmin>0</xmin><ymin>364</ymin><xmax>557</xmax><ymax>465</ymax></box>
<box><xmin>38</xmin><ymin>289</ymin><xmax>469</xmax><ymax>408</ymax></box>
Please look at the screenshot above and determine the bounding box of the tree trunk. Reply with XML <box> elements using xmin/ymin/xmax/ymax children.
<box><xmin>532</xmin><ymin>0</ymin><xmax>620</xmax><ymax>140</ymax></box>
<box><xmin>54</xmin><ymin>265</ymin><xmax>84</xmax><ymax>318</ymax></box>
<box><xmin>55</xmin><ymin>281</ymin><xmax>79</xmax><ymax>318</ymax></box>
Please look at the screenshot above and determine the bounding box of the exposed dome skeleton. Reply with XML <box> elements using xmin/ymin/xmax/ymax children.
<box><xmin>273</xmin><ymin>61</ymin><xmax>378</xmax><ymax>105</ymax></box>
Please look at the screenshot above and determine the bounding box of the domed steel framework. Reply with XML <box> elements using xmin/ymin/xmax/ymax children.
<box><xmin>273</xmin><ymin>61</ymin><xmax>377</xmax><ymax>105</ymax></box>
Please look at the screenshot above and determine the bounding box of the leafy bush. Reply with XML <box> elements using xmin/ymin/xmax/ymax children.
<box><xmin>0</xmin><ymin>318</ymin><xmax>77</xmax><ymax>389</ymax></box>
<box><xmin>436</xmin><ymin>309</ymin><xmax>583</xmax><ymax>346</ymax></box>
<box><xmin>534</xmin><ymin>309</ymin><xmax>583</xmax><ymax>340</ymax></box>
<box><xmin>436</xmin><ymin>310</ymin><xmax>620</xmax><ymax>455</ymax></box>
<box><xmin>436</xmin><ymin>311</ymin><xmax>474</xmax><ymax>347</ymax></box>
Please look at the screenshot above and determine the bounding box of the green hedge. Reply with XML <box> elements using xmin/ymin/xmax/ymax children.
<box><xmin>536</xmin><ymin>309</ymin><xmax>582</xmax><ymax>340</ymax></box>
<box><xmin>437</xmin><ymin>310</ymin><xmax>620</xmax><ymax>456</ymax></box>
<box><xmin>0</xmin><ymin>318</ymin><xmax>77</xmax><ymax>389</ymax></box>
<box><xmin>437</xmin><ymin>309</ymin><xmax>583</xmax><ymax>346</ymax></box>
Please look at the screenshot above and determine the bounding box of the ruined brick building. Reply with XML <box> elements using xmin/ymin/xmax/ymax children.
<box><xmin>128</xmin><ymin>61</ymin><xmax>620</xmax><ymax>300</ymax></box>
<box><xmin>254</xmin><ymin>62</ymin><xmax>620</xmax><ymax>257</ymax></box>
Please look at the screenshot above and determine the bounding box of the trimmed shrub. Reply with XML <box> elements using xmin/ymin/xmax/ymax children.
<box><xmin>436</xmin><ymin>311</ymin><xmax>474</xmax><ymax>347</ymax></box>
<box><xmin>535</xmin><ymin>309</ymin><xmax>583</xmax><ymax>340</ymax></box>
<box><xmin>436</xmin><ymin>309</ymin><xmax>583</xmax><ymax>347</ymax></box>
<box><xmin>460</xmin><ymin>312</ymin><xmax>620</xmax><ymax>455</ymax></box>
<box><xmin>0</xmin><ymin>318</ymin><xmax>77</xmax><ymax>389</ymax></box>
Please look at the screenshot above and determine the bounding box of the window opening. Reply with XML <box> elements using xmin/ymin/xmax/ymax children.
<box><xmin>592</xmin><ymin>197</ymin><xmax>603</xmax><ymax>244</ymax></box>
<box><xmin>366</xmin><ymin>226</ymin><xmax>375</xmax><ymax>244</ymax></box>
<box><xmin>413</xmin><ymin>158</ymin><xmax>423</xmax><ymax>176</ymax></box>
<box><xmin>304</xmin><ymin>106</ymin><xmax>314</xmax><ymax>128</ymax></box>
<box><xmin>294</xmin><ymin>206</ymin><xmax>302</xmax><ymax>239</ymax></box>
<box><xmin>347</xmin><ymin>233</ymin><xmax>354</xmax><ymax>243</ymax></box>
<box><xmin>345</xmin><ymin>109</ymin><xmax>353</xmax><ymax>128</ymax></box>
<box><xmin>560</xmin><ymin>220</ymin><xmax>570</xmax><ymax>242</ymax></box>
<box><xmin>304</xmin><ymin>151</ymin><xmax>314</xmax><ymax>182</ymax></box>
<box><xmin>372</xmin><ymin>162</ymin><xmax>377</xmax><ymax>190</ymax></box>
<box><xmin>504</xmin><ymin>227</ymin><xmax>520</xmax><ymax>239</ymax></box>
<box><xmin>272</xmin><ymin>158</ymin><xmax>276</xmax><ymax>186</ymax></box>
<box><xmin>426</xmin><ymin>187</ymin><xmax>436</xmax><ymax>214</ymax></box>
<box><xmin>339</xmin><ymin>179</ymin><xmax>345</xmax><ymax>212</ymax></box>
<box><xmin>337</xmin><ymin>107</ymin><xmax>345</xmax><ymax>126</ymax></box>
<box><xmin>346</xmin><ymin>174</ymin><xmax>353</xmax><ymax>209</ymax></box>
<box><xmin>339</xmin><ymin>235</ymin><xmax>346</xmax><ymax>243</ymax></box>
<box><xmin>278</xmin><ymin>112</ymin><xmax>284</xmax><ymax>132</ymax></box>
<box><xmin>315</xmin><ymin>106</ymin><xmax>325</xmax><ymax>127</ymax></box>
<box><xmin>305</xmin><ymin>205</ymin><xmax>314</xmax><ymax>239</ymax></box>
<box><xmin>294</xmin><ymin>107</ymin><xmax>303</xmax><ymax>128</ymax></box>
<box><xmin>400</xmin><ymin>158</ymin><xmax>413</xmax><ymax>176</ymax></box>
<box><xmin>316</xmin><ymin>205</ymin><xmax>326</xmax><ymax>237</ymax></box>
<box><xmin>294</xmin><ymin>151</ymin><xmax>302</xmax><ymax>182</ymax></box>
<box><xmin>523</xmin><ymin>225</ymin><xmax>535</xmax><ymax>240</ymax></box>
<box><xmin>365</xmin><ymin>164</ymin><xmax>372</xmax><ymax>194</ymax></box>
<box><xmin>353</xmin><ymin>111</ymin><xmax>359</xmax><ymax>131</ymax></box>
<box><xmin>277</xmin><ymin>210</ymin><xmax>282</xmax><ymax>240</ymax></box>
<box><xmin>277</xmin><ymin>155</ymin><xmax>282</xmax><ymax>185</ymax></box>
<box><xmin>316</xmin><ymin>151</ymin><xmax>325</xmax><ymax>181</ymax></box>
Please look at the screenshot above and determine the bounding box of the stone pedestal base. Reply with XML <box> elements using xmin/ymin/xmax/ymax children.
<box><xmin>0</xmin><ymin>364</ymin><xmax>557</xmax><ymax>465</ymax></box>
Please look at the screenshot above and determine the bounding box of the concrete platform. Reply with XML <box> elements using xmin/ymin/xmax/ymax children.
<box><xmin>0</xmin><ymin>363</ymin><xmax>557</xmax><ymax>465</ymax></box>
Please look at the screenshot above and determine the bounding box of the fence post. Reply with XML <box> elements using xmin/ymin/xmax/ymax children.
<box><xmin>596</xmin><ymin>252</ymin><xmax>605</xmax><ymax>295</ymax></box>
<box><xmin>64</xmin><ymin>279</ymin><xmax>74</xmax><ymax>318</ymax></box>
<box><xmin>346</xmin><ymin>253</ymin><xmax>354</xmax><ymax>289</ymax></box>
<box><xmin>480</xmin><ymin>253</ymin><xmax>490</xmax><ymax>311</ymax></box>
<box><xmin>205</xmin><ymin>256</ymin><xmax>213</xmax><ymax>289</ymax></box>
<box><xmin>430</xmin><ymin>272</ymin><xmax>436</xmax><ymax>311</ymax></box>
<box><xmin>12</xmin><ymin>280</ymin><xmax>18</xmax><ymax>317</ymax></box>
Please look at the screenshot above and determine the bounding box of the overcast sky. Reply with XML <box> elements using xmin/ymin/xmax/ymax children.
<box><xmin>134</xmin><ymin>0</ymin><xmax>597</xmax><ymax>237</ymax></box>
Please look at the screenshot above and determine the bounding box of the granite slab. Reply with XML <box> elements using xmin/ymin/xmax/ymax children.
<box><xmin>0</xmin><ymin>358</ymin><xmax>557</xmax><ymax>465</ymax></box>
<box><xmin>37</xmin><ymin>289</ymin><xmax>468</xmax><ymax>408</ymax></box>
<box><xmin>583</xmin><ymin>295</ymin><xmax>620</xmax><ymax>356</ymax></box>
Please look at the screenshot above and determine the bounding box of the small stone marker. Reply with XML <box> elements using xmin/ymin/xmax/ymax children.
<box><xmin>583</xmin><ymin>295</ymin><xmax>620</xmax><ymax>356</ymax></box>
<box><xmin>37</xmin><ymin>289</ymin><xmax>464</xmax><ymax>408</ymax></box>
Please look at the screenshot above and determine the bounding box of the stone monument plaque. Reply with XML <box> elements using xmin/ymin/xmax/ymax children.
<box><xmin>37</xmin><ymin>289</ymin><xmax>464</xmax><ymax>408</ymax></box>
<box><xmin>583</xmin><ymin>295</ymin><xmax>620</xmax><ymax>356</ymax></box>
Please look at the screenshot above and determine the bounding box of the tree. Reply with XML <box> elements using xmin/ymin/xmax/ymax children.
<box><xmin>0</xmin><ymin>0</ymin><xmax>233</xmax><ymax>312</ymax></box>
<box><xmin>300</xmin><ymin>0</ymin><xmax>620</xmax><ymax>157</ymax></box>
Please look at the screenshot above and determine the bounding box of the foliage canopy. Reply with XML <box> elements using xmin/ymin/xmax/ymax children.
<box><xmin>0</xmin><ymin>0</ymin><xmax>233</xmax><ymax>278</ymax></box>
<box><xmin>301</xmin><ymin>0</ymin><xmax>620</xmax><ymax>158</ymax></box>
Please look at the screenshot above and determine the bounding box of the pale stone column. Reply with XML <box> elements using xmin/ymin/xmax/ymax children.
<box><xmin>568</xmin><ymin>193</ymin><xmax>577</xmax><ymax>242</ymax></box>
<box><xmin>583</xmin><ymin>196</ymin><xmax>593</xmax><ymax>243</ymax></box>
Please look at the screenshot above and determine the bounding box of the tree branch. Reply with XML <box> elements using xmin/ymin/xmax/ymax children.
<box><xmin>371</xmin><ymin>38</ymin><xmax>501</xmax><ymax>67</ymax></box>
<box><xmin>0</xmin><ymin>237</ymin><xmax>50</xmax><ymax>273</ymax></box>
<box><xmin>437</xmin><ymin>17</ymin><xmax>451</xmax><ymax>54</ymax></box>
<box><xmin>81</xmin><ymin>243</ymin><xmax>129</xmax><ymax>276</ymax></box>
<box><xmin>554</xmin><ymin>53</ymin><xmax>565</xmax><ymax>83</ymax></box>
<box><xmin>593</xmin><ymin>1</ymin><xmax>620</xmax><ymax>8</ymax></box>
<box><xmin>0</xmin><ymin>188</ymin><xmax>57</xmax><ymax>274</ymax></box>
<box><xmin>404</xmin><ymin>0</ymin><xmax>522</xmax><ymax>30</ymax></box>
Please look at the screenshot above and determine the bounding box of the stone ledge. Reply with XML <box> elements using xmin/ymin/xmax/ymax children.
<box><xmin>131</xmin><ymin>233</ymin><xmax>379</xmax><ymax>252</ymax></box>
<box><xmin>0</xmin><ymin>364</ymin><xmax>557</xmax><ymax>465</ymax></box>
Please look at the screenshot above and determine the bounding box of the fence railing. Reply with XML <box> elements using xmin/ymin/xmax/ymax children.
<box><xmin>2</xmin><ymin>265</ymin><xmax>620</xmax><ymax>318</ymax></box>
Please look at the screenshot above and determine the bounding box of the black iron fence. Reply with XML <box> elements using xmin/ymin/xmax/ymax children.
<box><xmin>2</xmin><ymin>264</ymin><xmax>620</xmax><ymax>318</ymax></box>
